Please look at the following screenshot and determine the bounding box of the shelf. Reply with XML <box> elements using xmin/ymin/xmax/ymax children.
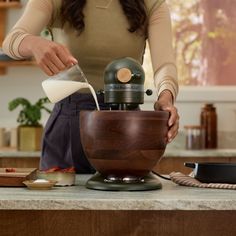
<box><xmin>0</xmin><ymin>147</ymin><xmax>17</xmax><ymax>152</ymax></box>
<box><xmin>0</xmin><ymin>2</ymin><xmax>22</xmax><ymax>9</ymax></box>
<box><xmin>0</xmin><ymin>60</ymin><xmax>37</xmax><ymax>67</ymax></box>
<box><xmin>0</xmin><ymin>1</ymin><xmax>26</xmax><ymax>74</ymax></box>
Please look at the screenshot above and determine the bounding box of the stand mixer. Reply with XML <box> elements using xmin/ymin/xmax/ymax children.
<box><xmin>42</xmin><ymin>57</ymin><xmax>169</xmax><ymax>191</ymax></box>
<box><xmin>80</xmin><ymin>57</ymin><xmax>169</xmax><ymax>191</ymax></box>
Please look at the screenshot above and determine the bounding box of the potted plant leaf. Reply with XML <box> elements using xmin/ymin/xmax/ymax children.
<box><xmin>8</xmin><ymin>97</ymin><xmax>51</xmax><ymax>151</ymax></box>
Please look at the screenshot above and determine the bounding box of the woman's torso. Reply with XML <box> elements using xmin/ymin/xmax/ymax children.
<box><xmin>48</xmin><ymin>0</ymin><xmax>162</xmax><ymax>91</ymax></box>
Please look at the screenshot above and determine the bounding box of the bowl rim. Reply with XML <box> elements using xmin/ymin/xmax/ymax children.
<box><xmin>80</xmin><ymin>110</ymin><xmax>170</xmax><ymax>118</ymax></box>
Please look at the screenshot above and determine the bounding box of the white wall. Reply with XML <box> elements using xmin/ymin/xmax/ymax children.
<box><xmin>0</xmin><ymin>67</ymin><xmax>53</xmax><ymax>128</ymax></box>
<box><xmin>176</xmin><ymin>87</ymin><xmax>236</xmax><ymax>132</ymax></box>
<box><xmin>0</xmin><ymin>0</ymin><xmax>52</xmax><ymax>128</ymax></box>
<box><xmin>143</xmin><ymin>86</ymin><xmax>236</xmax><ymax>132</ymax></box>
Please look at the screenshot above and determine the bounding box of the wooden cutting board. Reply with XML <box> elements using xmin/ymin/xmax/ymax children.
<box><xmin>0</xmin><ymin>168</ymin><xmax>37</xmax><ymax>187</ymax></box>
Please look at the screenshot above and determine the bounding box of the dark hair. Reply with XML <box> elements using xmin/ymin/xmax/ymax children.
<box><xmin>60</xmin><ymin>0</ymin><xmax>147</xmax><ymax>35</ymax></box>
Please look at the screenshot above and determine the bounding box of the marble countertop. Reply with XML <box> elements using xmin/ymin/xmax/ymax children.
<box><xmin>0</xmin><ymin>175</ymin><xmax>235</xmax><ymax>210</ymax></box>
<box><xmin>1</xmin><ymin>149</ymin><xmax>236</xmax><ymax>158</ymax></box>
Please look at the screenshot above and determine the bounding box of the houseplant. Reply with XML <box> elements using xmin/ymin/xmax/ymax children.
<box><xmin>8</xmin><ymin>97</ymin><xmax>51</xmax><ymax>151</ymax></box>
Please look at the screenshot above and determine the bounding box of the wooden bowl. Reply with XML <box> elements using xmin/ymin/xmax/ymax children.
<box><xmin>80</xmin><ymin>110</ymin><xmax>169</xmax><ymax>178</ymax></box>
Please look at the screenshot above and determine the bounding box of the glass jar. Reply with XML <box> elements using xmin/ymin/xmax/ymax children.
<box><xmin>184</xmin><ymin>125</ymin><xmax>205</xmax><ymax>150</ymax></box>
<box><xmin>200</xmin><ymin>103</ymin><xmax>217</xmax><ymax>149</ymax></box>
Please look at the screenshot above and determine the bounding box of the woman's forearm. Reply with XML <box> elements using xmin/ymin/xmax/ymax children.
<box><xmin>158</xmin><ymin>89</ymin><xmax>173</xmax><ymax>105</ymax></box>
<box><xmin>18</xmin><ymin>35</ymin><xmax>42</xmax><ymax>58</ymax></box>
<box><xmin>2</xmin><ymin>0</ymin><xmax>53</xmax><ymax>59</ymax></box>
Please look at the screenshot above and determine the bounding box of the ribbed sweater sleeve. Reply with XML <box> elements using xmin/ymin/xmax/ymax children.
<box><xmin>2</xmin><ymin>0</ymin><xmax>52</xmax><ymax>59</ymax></box>
<box><xmin>148</xmin><ymin>1</ymin><xmax>178</xmax><ymax>101</ymax></box>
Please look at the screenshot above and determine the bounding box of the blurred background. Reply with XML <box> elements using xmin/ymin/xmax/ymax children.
<box><xmin>1</xmin><ymin>0</ymin><xmax>236</xmax><ymax>149</ymax></box>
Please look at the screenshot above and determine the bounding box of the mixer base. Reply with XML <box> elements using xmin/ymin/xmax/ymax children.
<box><xmin>85</xmin><ymin>172</ymin><xmax>162</xmax><ymax>191</ymax></box>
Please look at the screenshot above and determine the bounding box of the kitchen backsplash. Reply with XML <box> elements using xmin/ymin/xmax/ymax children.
<box><xmin>167</xmin><ymin>131</ymin><xmax>236</xmax><ymax>150</ymax></box>
<box><xmin>1</xmin><ymin>127</ymin><xmax>235</xmax><ymax>150</ymax></box>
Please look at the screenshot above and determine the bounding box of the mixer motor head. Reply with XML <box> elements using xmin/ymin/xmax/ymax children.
<box><xmin>104</xmin><ymin>57</ymin><xmax>148</xmax><ymax>110</ymax></box>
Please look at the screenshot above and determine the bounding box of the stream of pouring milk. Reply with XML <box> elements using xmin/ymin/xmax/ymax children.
<box><xmin>42</xmin><ymin>80</ymin><xmax>100</xmax><ymax>110</ymax></box>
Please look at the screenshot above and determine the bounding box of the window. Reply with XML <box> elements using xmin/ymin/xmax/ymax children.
<box><xmin>144</xmin><ymin>0</ymin><xmax>236</xmax><ymax>87</ymax></box>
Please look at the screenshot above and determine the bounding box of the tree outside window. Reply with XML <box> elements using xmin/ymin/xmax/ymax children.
<box><xmin>144</xmin><ymin>0</ymin><xmax>236</xmax><ymax>87</ymax></box>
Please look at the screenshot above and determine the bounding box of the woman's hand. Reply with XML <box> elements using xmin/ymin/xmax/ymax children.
<box><xmin>154</xmin><ymin>90</ymin><xmax>179</xmax><ymax>143</ymax></box>
<box><xmin>19</xmin><ymin>35</ymin><xmax>78</xmax><ymax>75</ymax></box>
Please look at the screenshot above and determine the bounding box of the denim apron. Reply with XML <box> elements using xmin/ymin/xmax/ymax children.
<box><xmin>40</xmin><ymin>92</ymin><xmax>109</xmax><ymax>174</ymax></box>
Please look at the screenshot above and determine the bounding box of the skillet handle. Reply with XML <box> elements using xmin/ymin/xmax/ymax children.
<box><xmin>184</xmin><ymin>163</ymin><xmax>196</xmax><ymax>169</ymax></box>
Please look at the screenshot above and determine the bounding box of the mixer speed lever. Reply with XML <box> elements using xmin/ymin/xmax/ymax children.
<box><xmin>145</xmin><ymin>89</ymin><xmax>153</xmax><ymax>96</ymax></box>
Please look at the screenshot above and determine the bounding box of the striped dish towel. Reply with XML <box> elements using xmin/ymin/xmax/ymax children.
<box><xmin>169</xmin><ymin>172</ymin><xmax>236</xmax><ymax>190</ymax></box>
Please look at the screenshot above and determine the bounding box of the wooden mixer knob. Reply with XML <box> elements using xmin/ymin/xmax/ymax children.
<box><xmin>116</xmin><ymin>68</ymin><xmax>132</xmax><ymax>83</ymax></box>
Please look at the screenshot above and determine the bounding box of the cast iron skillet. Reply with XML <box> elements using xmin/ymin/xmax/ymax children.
<box><xmin>184</xmin><ymin>162</ymin><xmax>236</xmax><ymax>184</ymax></box>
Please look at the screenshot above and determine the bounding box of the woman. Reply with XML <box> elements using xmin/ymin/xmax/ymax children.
<box><xmin>2</xmin><ymin>0</ymin><xmax>179</xmax><ymax>173</ymax></box>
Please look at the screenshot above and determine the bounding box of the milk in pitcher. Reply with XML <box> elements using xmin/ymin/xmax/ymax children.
<box><xmin>42</xmin><ymin>65</ymin><xmax>100</xmax><ymax>110</ymax></box>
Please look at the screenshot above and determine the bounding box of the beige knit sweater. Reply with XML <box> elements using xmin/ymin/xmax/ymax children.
<box><xmin>2</xmin><ymin>0</ymin><xmax>178</xmax><ymax>99</ymax></box>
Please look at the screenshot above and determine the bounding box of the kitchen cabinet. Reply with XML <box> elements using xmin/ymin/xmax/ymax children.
<box><xmin>154</xmin><ymin>150</ymin><xmax>236</xmax><ymax>174</ymax></box>
<box><xmin>1</xmin><ymin>210</ymin><xmax>235</xmax><ymax>236</ymax></box>
<box><xmin>2</xmin><ymin>155</ymin><xmax>236</xmax><ymax>174</ymax></box>
<box><xmin>154</xmin><ymin>156</ymin><xmax>236</xmax><ymax>175</ymax></box>
<box><xmin>0</xmin><ymin>150</ymin><xmax>40</xmax><ymax>168</ymax></box>
<box><xmin>0</xmin><ymin>1</ymin><xmax>36</xmax><ymax>74</ymax></box>
<box><xmin>1</xmin><ymin>149</ymin><xmax>236</xmax><ymax>175</ymax></box>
